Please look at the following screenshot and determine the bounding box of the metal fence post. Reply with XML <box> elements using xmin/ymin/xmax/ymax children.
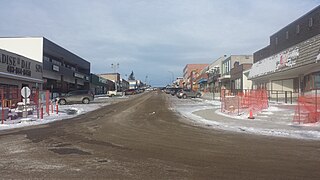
<box><xmin>290</xmin><ymin>91</ymin><xmax>293</xmax><ymax>104</ymax></box>
<box><xmin>238</xmin><ymin>95</ymin><xmax>240</xmax><ymax>116</ymax></box>
<box><xmin>298</xmin><ymin>93</ymin><xmax>300</xmax><ymax>124</ymax></box>
<box><xmin>285</xmin><ymin>91</ymin><xmax>287</xmax><ymax>104</ymax></box>
<box><xmin>1</xmin><ymin>89</ymin><xmax>4</xmax><ymax>124</ymax></box>
<box><xmin>316</xmin><ymin>89</ymin><xmax>318</xmax><ymax>122</ymax></box>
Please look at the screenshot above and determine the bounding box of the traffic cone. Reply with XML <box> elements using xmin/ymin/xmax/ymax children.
<box><xmin>248</xmin><ymin>110</ymin><xmax>255</xmax><ymax>119</ymax></box>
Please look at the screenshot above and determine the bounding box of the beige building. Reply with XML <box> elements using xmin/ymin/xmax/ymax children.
<box><xmin>220</xmin><ymin>55</ymin><xmax>253</xmax><ymax>90</ymax></box>
<box><xmin>99</xmin><ymin>73</ymin><xmax>120</xmax><ymax>91</ymax></box>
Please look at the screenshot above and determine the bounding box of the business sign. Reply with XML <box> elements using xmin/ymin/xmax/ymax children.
<box><xmin>74</xmin><ymin>72</ymin><xmax>84</xmax><ymax>79</ymax></box>
<box><xmin>275</xmin><ymin>48</ymin><xmax>299</xmax><ymax>70</ymax></box>
<box><xmin>0</xmin><ymin>50</ymin><xmax>43</xmax><ymax>79</ymax></box>
<box><xmin>99</xmin><ymin>77</ymin><xmax>107</xmax><ymax>84</ymax></box>
<box><xmin>52</xmin><ymin>65</ymin><xmax>60</xmax><ymax>72</ymax></box>
<box><xmin>249</xmin><ymin>48</ymin><xmax>299</xmax><ymax>79</ymax></box>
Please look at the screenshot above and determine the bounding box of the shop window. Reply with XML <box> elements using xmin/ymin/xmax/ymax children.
<box><xmin>52</xmin><ymin>59</ymin><xmax>62</xmax><ymax>66</ymax></box>
<box><xmin>235</xmin><ymin>78</ymin><xmax>241</xmax><ymax>90</ymax></box>
<box><xmin>315</xmin><ymin>73</ymin><xmax>320</xmax><ymax>88</ymax></box>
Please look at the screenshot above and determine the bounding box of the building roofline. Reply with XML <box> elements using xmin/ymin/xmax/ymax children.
<box><xmin>270</xmin><ymin>5</ymin><xmax>320</xmax><ymax>37</ymax></box>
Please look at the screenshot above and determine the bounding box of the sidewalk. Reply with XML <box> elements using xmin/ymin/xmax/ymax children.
<box><xmin>170</xmin><ymin>95</ymin><xmax>320</xmax><ymax>140</ymax></box>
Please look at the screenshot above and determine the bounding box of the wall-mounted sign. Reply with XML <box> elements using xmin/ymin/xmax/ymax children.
<box><xmin>74</xmin><ymin>72</ymin><xmax>84</xmax><ymax>79</ymax></box>
<box><xmin>276</xmin><ymin>48</ymin><xmax>299</xmax><ymax>70</ymax></box>
<box><xmin>52</xmin><ymin>65</ymin><xmax>60</xmax><ymax>72</ymax></box>
<box><xmin>0</xmin><ymin>50</ymin><xmax>43</xmax><ymax>79</ymax></box>
<box><xmin>249</xmin><ymin>48</ymin><xmax>299</xmax><ymax>79</ymax></box>
<box><xmin>99</xmin><ymin>77</ymin><xmax>107</xmax><ymax>84</ymax></box>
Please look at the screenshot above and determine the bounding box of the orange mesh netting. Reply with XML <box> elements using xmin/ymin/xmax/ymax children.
<box><xmin>293</xmin><ymin>95</ymin><xmax>320</xmax><ymax>124</ymax></box>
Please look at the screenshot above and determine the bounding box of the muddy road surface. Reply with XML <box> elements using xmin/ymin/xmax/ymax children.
<box><xmin>0</xmin><ymin>91</ymin><xmax>320</xmax><ymax>179</ymax></box>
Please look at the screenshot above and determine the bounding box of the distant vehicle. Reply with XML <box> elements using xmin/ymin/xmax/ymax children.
<box><xmin>107</xmin><ymin>90</ymin><xmax>117</xmax><ymax>97</ymax></box>
<box><xmin>136</xmin><ymin>88</ymin><xmax>145</xmax><ymax>94</ymax></box>
<box><xmin>56</xmin><ymin>90</ymin><xmax>94</xmax><ymax>105</ymax></box>
<box><xmin>177</xmin><ymin>89</ymin><xmax>202</xmax><ymax>99</ymax></box>
<box><xmin>125</xmin><ymin>89</ymin><xmax>136</xmax><ymax>95</ymax></box>
<box><xmin>170</xmin><ymin>88</ymin><xmax>182</xmax><ymax>96</ymax></box>
<box><xmin>164</xmin><ymin>88</ymin><xmax>173</xmax><ymax>94</ymax></box>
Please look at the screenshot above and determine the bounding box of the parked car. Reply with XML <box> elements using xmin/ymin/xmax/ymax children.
<box><xmin>107</xmin><ymin>90</ymin><xmax>117</xmax><ymax>97</ymax></box>
<box><xmin>176</xmin><ymin>89</ymin><xmax>202</xmax><ymax>99</ymax></box>
<box><xmin>125</xmin><ymin>89</ymin><xmax>136</xmax><ymax>95</ymax></box>
<box><xmin>56</xmin><ymin>90</ymin><xmax>94</xmax><ymax>105</ymax></box>
<box><xmin>170</xmin><ymin>88</ymin><xmax>182</xmax><ymax>96</ymax></box>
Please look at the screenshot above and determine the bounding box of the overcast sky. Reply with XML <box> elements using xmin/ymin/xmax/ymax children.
<box><xmin>0</xmin><ymin>0</ymin><xmax>319</xmax><ymax>86</ymax></box>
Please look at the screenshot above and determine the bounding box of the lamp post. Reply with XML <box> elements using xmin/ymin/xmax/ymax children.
<box><xmin>111</xmin><ymin>63</ymin><xmax>119</xmax><ymax>92</ymax></box>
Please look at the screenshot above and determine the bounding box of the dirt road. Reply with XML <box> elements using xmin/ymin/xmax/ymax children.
<box><xmin>0</xmin><ymin>91</ymin><xmax>320</xmax><ymax>179</ymax></box>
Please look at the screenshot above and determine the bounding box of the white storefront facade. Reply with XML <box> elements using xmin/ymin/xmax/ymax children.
<box><xmin>249</xmin><ymin>34</ymin><xmax>320</xmax><ymax>94</ymax></box>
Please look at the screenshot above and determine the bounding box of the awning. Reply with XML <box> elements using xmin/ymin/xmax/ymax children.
<box><xmin>198</xmin><ymin>78</ymin><xmax>208</xmax><ymax>84</ymax></box>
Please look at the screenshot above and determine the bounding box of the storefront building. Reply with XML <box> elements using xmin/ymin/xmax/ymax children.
<box><xmin>249</xmin><ymin>6</ymin><xmax>320</xmax><ymax>94</ymax></box>
<box><xmin>0</xmin><ymin>37</ymin><xmax>90</xmax><ymax>94</ymax></box>
<box><xmin>182</xmin><ymin>64</ymin><xmax>208</xmax><ymax>90</ymax></box>
<box><xmin>90</xmin><ymin>74</ymin><xmax>108</xmax><ymax>95</ymax></box>
<box><xmin>0</xmin><ymin>49</ymin><xmax>43</xmax><ymax>100</ymax></box>
<box><xmin>220</xmin><ymin>55</ymin><xmax>253</xmax><ymax>90</ymax></box>
<box><xmin>206</xmin><ymin>56</ymin><xmax>226</xmax><ymax>93</ymax></box>
<box><xmin>98</xmin><ymin>73</ymin><xmax>120</xmax><ymax>91</ymax></box>
<box><xmin>230</xmin><ymin>63</ymin><xmax>252</xmax><ymax>93</ymax></box>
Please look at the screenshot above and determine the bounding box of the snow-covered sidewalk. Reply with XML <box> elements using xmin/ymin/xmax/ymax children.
<box><xmin>0</xmin><ymin>96</ymin><xmax>114</xmax><ymax>131</ymax></box>
<box><xmin>169</xmin><ymin>95</ymin><xmax>320</xmax><ymax>141</ymax></box>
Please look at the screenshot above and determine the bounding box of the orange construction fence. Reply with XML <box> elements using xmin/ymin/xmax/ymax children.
<box><xmin>293</xmin><ymin>91</ymin><xmax>320</xmax><ymax>124</ymax></box>
<box><xmin>221</xmin><ymin>89</ymin><xmax>269</xmax><ymax>116</ymax></box>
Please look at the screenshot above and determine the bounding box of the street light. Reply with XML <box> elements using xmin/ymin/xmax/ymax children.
<box><xmin>111</xmin><ymin>63</ymin><xmax>119</xmax><ymax>92</ymax></box>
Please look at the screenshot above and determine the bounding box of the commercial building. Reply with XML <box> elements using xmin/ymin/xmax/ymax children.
<box><xmin>220</xmin><ymin>55</ymin><xmax>253</xmax><ymax>90</ymax></box>
<box><xmin>90</xmin><ymin>74</ymin><xmax>109</xmax><ymax>95</ymax></box>
<box><xmin>249</xmin><ymin>6</ymin><xmax>320</xmax><ymax>94</ymax></box>
<box><xmin>0</xmin><ymin>37</ymin><xmax>91</xmax><ymax>94</ymax></box>
<box><xmin>230</xmin><ymin>63</ymin><xmax>252</xmax><ymax>92</ymax></box>
<box><xmin>182</xmin><ymin>64</ymin><xmax>208</xmax><ymax>90</ymax></box>
<box><xmin>98</xmin><ymin>73</ymin><xmax>120</xmax><ymax>91</ymax></box>
<box><xmin>205</xmin><ymin>56</ymin><xmax>226</xmax><ymax>93</ymax></box>
<box><xmin>120</xmin><ymin>79</ymin><xmax>129</xmax><ymax>92</ymax></box>
<box><xmin>0</xmin><ymin>49</ymin><xmax>43</xmax><ymax>96</ymax></box>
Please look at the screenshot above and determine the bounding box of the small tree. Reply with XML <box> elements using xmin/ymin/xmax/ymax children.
<box><xmin>128</xmin><ymin>71</ymin><xmax>135</xmax><ymax>80</ymax></box>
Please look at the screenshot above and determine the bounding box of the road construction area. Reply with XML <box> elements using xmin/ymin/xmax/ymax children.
<box><xmin>0</xmin><ymin>91</ymin><xmax>320</xmax><ymax>179</ymax></box>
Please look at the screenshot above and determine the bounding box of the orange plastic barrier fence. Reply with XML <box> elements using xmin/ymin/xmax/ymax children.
<box><xmin>293</xmin><ymin>94</ymin><xmax>320</xmax><ymax>124</ymax></box>
<box><xmin>221</xmin><ymin>89</ymin><xmax>269</xmax><ymax>115</ymax></box>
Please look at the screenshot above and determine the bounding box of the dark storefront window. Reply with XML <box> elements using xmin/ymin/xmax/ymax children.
<box><xmin>304</xmin><ymin>72</ymin><xmax>320</xmax><ymax>91</ymax></box>
<box><xmin>0</xmin><ymin>84</ymin><xmax>19</xmax><ymax>99</ymax></box>
<box><xmin>315</xmin><ymin>73</ymin><xmax>320</xmax><ymax>88</ymax></box>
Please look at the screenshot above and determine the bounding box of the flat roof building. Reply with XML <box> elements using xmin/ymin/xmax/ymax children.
<box><xmin>0</xmin><ymin>37</ymin><xmax>90</xmax><ymax>93</ymax></box>
<box><xmin>250</xmin><ymin>5</ymin><xmax>320</xmax><ymax>94</ymax></box>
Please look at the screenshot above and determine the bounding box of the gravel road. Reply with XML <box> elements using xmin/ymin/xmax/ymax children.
<box><xmin>0</xmin><ymin>91</ymin><xmax>319</xmax><ymax>179</ymax></box>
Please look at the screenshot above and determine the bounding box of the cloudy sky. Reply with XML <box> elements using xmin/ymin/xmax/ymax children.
<box><xmin>0</xmin><ymin>0</ymin><xmax>319</xmax><ymax>86</ymax></box>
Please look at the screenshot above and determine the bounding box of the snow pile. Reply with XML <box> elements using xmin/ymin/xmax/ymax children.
<box><xmin>0</xmin><ymin>102</ymin><xmax>110</xmax><ymax>131</ymax></box>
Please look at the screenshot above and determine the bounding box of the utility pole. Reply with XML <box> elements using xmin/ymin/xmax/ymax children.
<box><xmin>111</xmin><ymin>63</ymin><xmax>119</xmax><ymax>92</ymax></box>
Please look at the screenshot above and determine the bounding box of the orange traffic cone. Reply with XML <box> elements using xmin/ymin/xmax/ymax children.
<box><xmin>248</xmin><ymin>110</ymin><xmax>255</xmax><ymax>119</ymax></box>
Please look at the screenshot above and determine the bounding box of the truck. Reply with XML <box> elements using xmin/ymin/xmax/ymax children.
<box><xmin>107</xmin><ymin>90</ymin><xmax>117</xmax><ymax>97</ymax></box>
